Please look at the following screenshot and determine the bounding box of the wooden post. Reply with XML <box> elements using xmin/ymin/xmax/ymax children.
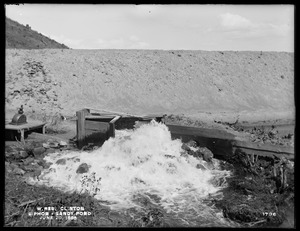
<box><xmin>77</xmin><ymin>109</ymin><xmax>89</xmax><ymax>148</ymax></box>
<box><xmin>109</xmin><ymin>116</ymin><xmax>121</xmax><ymax>138</ymax></box>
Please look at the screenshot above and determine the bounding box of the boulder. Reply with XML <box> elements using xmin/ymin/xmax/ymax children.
<box><xmin>76</xmin><ymin>163</ymin><xmax>90</xmax><ymax>174</ymax></box>
<box><xmin>33</xmin><ymin>147</ymin><xmax>46</xmax><ymax>157</ymax></box>
<box><xmin>43</xmin><ymin>162</ymin><xmax>52</xmax><ymax>169</ymax></box>
<box><xmin>56</xmin><ymin>158</ymin><xmax>67</xmax><ymax>165</ymax></box>
<box><xmin>181</xmin><ymin>143</ymin><xmax>191</xmax><ymax>152</ymax></box>
<box><xmin>196</xmin><ymin>163</ymin><xmax>206</xmax><ymax>170</ymax></box>
<box><xmin>59</xmin><ymin>141</ymin><xmax>68</xmax><ymax>147</ymax></box>
<box><xmin>186</xmin><ymin>140</ymin><xmax>198</xmax><ymax>148</ymax></box>
<box><xmin>198</xmin><ymin>147</ymin><xmax>214</xmax><ymax>162</ymax></box>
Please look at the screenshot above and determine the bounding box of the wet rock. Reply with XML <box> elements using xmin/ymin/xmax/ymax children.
<box><xmin>76</xmin><ymin>163</ymin><xmax>90</xmax><ymax>174</ymax></box>
<box><xmin>191</xmin><ymin>149</ymin><xmax>204</xmax><ymax>159</ymax></box>
<box><xmin>196</xmin><ymin>163</ymin><xmax>207</xmax><ymax>170</ymax></box>
<box><xmin>56</xmin><ymin>158</ymin><xmax>66</xmax><ymax>165</ymax></box>
<box><xmin>43</xmin><ymin>162</ymin><xmax>52</xmax><ymax>169</ymax></box>
<box><xmin>36</xmin><ymin>159</ymin><xmax>47</xmax><ymax>167</ymax></box>
<box><xmin>186</xmin><ymin>140</ymin><xmax>198</xmax><ymax>148</ymax></box>
<box><xmin>34</xmin><ymin>167</ymin><xmax>43</xmax><ymax>177</ymax></box>
<box><xmin>181</xmin><ymin>143</ymin><xmax>191</xmax><ymax>152</ymax></box>
<box><xmin>19</xmin><ymin>150</ymin><xmax>29</xmax><ymax>159</ymax></box>
<box><xmin>199</xmin><ymin>147</ymin><xmax>214</xmax><ymax>162</ymax></box>
<box><xmin>32</xmin><ymin>147</ymin><xmax>46</xmax><ymax>157</ymax></box>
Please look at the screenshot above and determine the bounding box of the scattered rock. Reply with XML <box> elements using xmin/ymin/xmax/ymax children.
<box><xmin>76</xmin><ymin>163</ymin><xmax>90</xmax><ymax>174</ymax></box>
<box><xmin>32</xmin><ymin>147</ymin><xmax>46</xmax><ymax>157</ymax></box>
<box><xmin>56</xmin><ymin>158</ymin><xmax>67</xmax><ymax>165</ymax></box>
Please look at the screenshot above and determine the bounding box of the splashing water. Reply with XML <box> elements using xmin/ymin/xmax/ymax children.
<box><xmin>29</xmin><ymin>120</ymin><xmax>237</xmax><ymax>227</ymax></box>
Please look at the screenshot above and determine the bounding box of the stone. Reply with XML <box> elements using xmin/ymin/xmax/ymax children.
<box><xmin>44</xmin><ymin>162</ymin><xmax>52</xmax><ymax>169</ymax></box>
<box><xmin>59</xmin><ymin>141</ymin><xmax>68</xmax><ymax>147</ymax></box>
<box><xmin>19</xmin><ymin>150</ymin><xmax>29</xmax><ymax>159</ymax></box>
<box><xmin>12</xmin><ymin>167</ymin><xmax>26</xmax><ymax>175</ymax></box>
<box><xmin>23</xmin><ymin>157</ymin><xmax>35</xmax><ymax>165</ymax></box>
<box><xmin>76</xmin><ymin>163</ymin><xmax>90</xmax><ymax>174</ymax></box>
<box><xmin>199</xmin><ymin>147</ymin><xmax>214</xmax><ymax>162</ymax></box>
<box><xmin>56</xmin><ymin>158</ymin><xmax>66</xmax><ymax>165</ymax></box>
<box><xmin>43</xmin><ymin>143</ymin><xmax>50</xmax><ymax>149</ymax></box>
<box><xmin>181</xmin><ymin>143</ymin><xmax>191</xmax><ymax>152</ymax></box>
<box><xmin>186</xmin><ymin>140</ymin><xmax>198</xmax><ymax>148</ymax></box>
<box><xmin>33</xmin><ymin>147</ymin><xmax>46</xmax><ymax>157</ymax></box>
<box><xmin>196</xmin><ymin>163</ymin><xmax>206</xmax><ymax>170</ymax></box>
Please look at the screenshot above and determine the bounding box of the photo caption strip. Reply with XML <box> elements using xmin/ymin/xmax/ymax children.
<box><xmin>28</xmin><ymin>206</ymin><xmax>92</xmax><ymax>220</ymax></box>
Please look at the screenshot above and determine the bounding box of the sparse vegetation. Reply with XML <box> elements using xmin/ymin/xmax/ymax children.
<box><xmin>6</xmin><ymin>17</ymin><xmax>69</xmax><ymax>49</ymax></box>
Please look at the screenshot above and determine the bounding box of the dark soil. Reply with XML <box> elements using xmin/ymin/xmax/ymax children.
<box><xmin>214</xmin><ymin>149</ymin><xmax>294</xmax><ymax>228</ymax></box>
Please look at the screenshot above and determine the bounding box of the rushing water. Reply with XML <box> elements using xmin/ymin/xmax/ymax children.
<box><xmin>29</xmin><ymin>121</ymin><xmax>238</xmax><ymax>227</ymax></box>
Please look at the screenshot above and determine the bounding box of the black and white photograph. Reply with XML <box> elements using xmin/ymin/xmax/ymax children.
<box><xmin>4</xmin><ymin>4</ymin><xmax>294</xmax><ymax>228</ymax></box>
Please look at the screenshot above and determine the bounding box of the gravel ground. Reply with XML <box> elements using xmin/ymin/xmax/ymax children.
<box><xmin>5</xmin><ymin>49</ymin><xmax>294</xmax><ymax>125</ymax></box>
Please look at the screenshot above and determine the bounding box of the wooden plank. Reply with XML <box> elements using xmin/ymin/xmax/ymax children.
<box><xmin>109</xmin><ymin>122</ymin><xmax>115</xmax><ymax>138</ymax></box>
<box><xmin>5</xmin><ymin>121</ymin><xmax>46</xmax><ymax>131</ymax></box>
<box><xmin>85</xmin><ymin>120</ymin><xmax>110</xmax><ymax>132</ymax></box>
<box><xmin>166</xmin><ymin>124</ymin><xmax>237</xmax><ymax>140</ymax></box>
<box><xmin>108</xmin><ymin>116</ymin><xmax>121</xmax><ymax>138</ymax></box>
<box><xmin>232</xmin><ymin>140</ymin><xmax>294</xmax><ymax>155</ymax></box>
<box><xmin>110</xmin><ymin>115</ymin><xmax>121</xmax><ymax>124</ymax></box>
<box><xmin>232</xmin><ymin>147</ymin><xmax>294</xmax><ymax>160</ymax></box>
<box><xmin>85</xmin><ymin>115</ymin><xmax>115</xmax><ymax>120</ymax></box>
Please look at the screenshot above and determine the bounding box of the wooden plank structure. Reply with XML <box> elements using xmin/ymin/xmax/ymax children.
<box><xmin>76</xmin><ymin>108</ymin><xmax>294</xmax><ymax>160</ymax></box>
<box><xmin>5</xmin><ymin>121</ymin><xmax>46</xmax><ymax>142</ymax></box>
<box><xmin>165</xmin><ymin>123</ymin><xmax>294</xmax><ymax>160</ymax></box>
<box><xmin>76</xmin><ymin>108</ymin><xmax>163</xmax><ymax>148</ymax></box>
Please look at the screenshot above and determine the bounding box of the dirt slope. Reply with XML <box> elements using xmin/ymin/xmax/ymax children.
<box><xmin>5</xmin><ymin>49</ymin><xmax>294</xmax><ymax>123</ymax></box>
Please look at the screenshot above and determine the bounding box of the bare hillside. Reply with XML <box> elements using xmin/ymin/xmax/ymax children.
<box><xmin>5</xmin><ymin>49</ymin><xmax>294</xmax><ymax>123</ymax></box>
<box><xmin>6</xmin><ymin>17</ymin><xmax>69</xmax><ymax>49</ymax></box>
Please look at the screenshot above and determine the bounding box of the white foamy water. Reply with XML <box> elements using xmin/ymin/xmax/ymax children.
<box><xmin>29</xmin><ymin>121</ymin><xmax>236</xmax><ymax>226</ymax></box>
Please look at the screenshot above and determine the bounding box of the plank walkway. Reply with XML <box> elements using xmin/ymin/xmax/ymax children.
<box><xmin>165</xmin><ymin>123</ymin><xmax>294</xmax><ymax>160</ymax></box>
<box><xmin>5</xmin><ymin>121</ymin><xmax>46</xmax><ymax>142</ymax></box>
